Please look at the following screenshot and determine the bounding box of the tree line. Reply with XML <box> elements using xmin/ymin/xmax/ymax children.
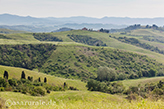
<box><xmin>33</xmin><ymin>33</ymin><xmax>63</xmax><ymax>42</ymax></box>
<box><xmin>111</xmin><ymin>36</ymin><xmax>164</xmax><ymax>55</ymax></box>
<box><xmin>67</xmin><ymin>34</ymin><xmax>107</xmax><ymax>46</ymax></box>
<box><xmin>0</xmin><ymin>44</ymin><xmax>56</xmax><ymax>70</ymax></box>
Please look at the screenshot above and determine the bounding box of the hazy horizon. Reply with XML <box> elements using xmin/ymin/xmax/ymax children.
<box><xmin>2</xmin><ymin>13</ymin><xmax>164</xmax><ymax>19</ymax></box>
<box><xmin>1</xmin><ymin>0</ymin><xmax>164</xmax><ymax>18</ymax></box>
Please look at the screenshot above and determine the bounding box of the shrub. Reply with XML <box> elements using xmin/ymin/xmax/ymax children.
<box><xmin>129</xmin><ymin>73</ymin><xmax>138</xmax><ymax>79</ymax></box>
<box><xmin>29</xmin><ymin>91</ymin><xmax>38</xmax><ymax>96</ymax></box>
<box><xmin>152</xmin><ymin>88</ymin><xmax>163</xmax><ymax>95</ymax></box>
<box><xmin>97</xmin><ymin>66</ymin><xmax>117</xmax><ymax>81</ymax></box>
<box><xmin>53</xmin><ymin>86</ymin><xmax>59</xmax><ymax>91</ymax></box>
<box><xmin>8</xmin><ymin>79</ymin><xmax>17</xmax><ymax>86</ymax></box>
<box><xmin>33</xmin><ymin>87</ymin><xmax>45</xmax><ymax>96</ymax></box>
<box><xmin>28</xmin><ymin>76</ymin><xmax>33</xmax><ymax>82</ymax></box>
<box><xmin>0</xmin><ymin>77</ymin><xmax>7</xmax><ymax>87</ymax></box>
<box><xmin>0</xmin><ymin>87</ymin><xmax>4</xmax><ymax>91</ymax></box>
<box><xmin>47</xmin><ymin>90</ymin><xmax>50</xmax><ymax>93</ymax></box>
<box><xmin>69</xmin><ymin>86</ymin><xmax>78</xmax><ymax>90</ymax></box>
<box><xmin>118</xmin><ymin>73</ymin><xmax>127</xmax><ymax>80</ymax></box>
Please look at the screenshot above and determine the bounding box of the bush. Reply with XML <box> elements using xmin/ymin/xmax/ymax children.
<box><xmin>152</xmin><ymin>88</ymin><xmax>163</xmax><ymax>95</ymax></box>
<box><xmin>30</xmin><ymin>91</ymin><xmax>38</xmax><ymax>96</ymax></box>
<box><xmin>0</xmin><ymin>77</ymin><xmax>7</xmax><ymax>87</ymax></box>
<box><xmin>53</xmin><ymin>86</ymin><xmax>59</xmax><ymax>91</ymax></box>
<box><xmin>118</xmin><ymin>73</ymin><xmax>127</xmax><ymax>80</ymax></box>
<box><xmin>8</xmin><ymin>79</ymin><xmax>17</xmax><ymax>86</ymax></box>
<box><xmin>47</xmin><ymin>90</ymin><xmax>50</xmax><ymax>93</ymax></box>
<box><xmin>69</xmin><ymin>86</ymin><xmax>78</xmax><ymax>90</ymax></box>
<box><xmin>33</xmin><ymin>87</ymin><xmax>45</xmax><ymax>96</ymax></box>
<box><xmin>97</xmin><ymin>66</ymin><xmax>117</xmax><ymax>81</ymax></box>
<box><xmin>0</xmin><ymin>87</ymin><xmax>4</xmax><ymax>91</ymax></box>
<box><xmin>129</xmin><ymin>73</ymin><xmax>138</xmax><ymax>79</ymax></box>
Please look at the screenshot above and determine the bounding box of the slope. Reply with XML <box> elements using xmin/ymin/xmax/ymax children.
<box><xmin>49</xmin><ymin>30</ymin><xmax>164</xmax><ymax>64</ymax></box>
<box><xmin>0</xmin><ymin>28</ymin><xmax>29</xmax><ymax>34</ymax></box>
<box><xmin>0</xmin><ymin>65</ymin><xmax>87</xmax><ymax>91</ymax></box>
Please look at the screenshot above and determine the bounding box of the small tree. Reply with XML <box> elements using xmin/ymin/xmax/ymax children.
<box><xmin>64</xmin><ymin>82</ymin><xmax>68</xmax><ymax>88</ymax></box>
<box><xmin>28</xmin><ymin>76</ymin><xmax>33</xmax><ymax>82</ymax></box>
<box><xmin>21</xmin><ymin>71</ymin><xmax>26</xmax><ymax>79</ymax></box>
<box><xmin>38</xmin><ymin>77</ymin><xmax>41</xmax><ymax>82</ymax></box>
<box><xmin>28</xmin><ymin>76</ymin><xmax>30</xmax><ymax>81</ymax></box>
<box><xmin>8</xmin><ymin>79</ymin><xmax>17</xmax><ymax>86</ymax></box>
<box><xmin>44</xmin><ymin>77</ymin><xmax>47</xmax><ymax>83</ymax></box>
<box><xmin>97</xmin><ymin>66</ymin><xmax>117</xmax><ymax>81</ymax></box>
<box><xmin>4</xmin><ymin>71</ymin><xmax>9</xmax><ymax>79</ymax></box>
<box><xmin>0</xmin><ymin>77</ymin><xmax>7</xmax><ymax>87</ymax></box>
<box><xmin>149</xmin><ymin>68</ymin><xmax>157</xmax><ymax>77</ymax></box>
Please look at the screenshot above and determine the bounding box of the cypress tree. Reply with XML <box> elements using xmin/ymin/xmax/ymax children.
<box><xmin>38</xmin><ymin>77</ymin><xmax>41</xmax><ymax>82</ymax></box>
<box><xmin>64</xmin><ymin>82</ymin><xmax>67</xmax><ymax>87</ymax></box>
<box><xmin>44</xmin><ymin>77</ymin><xmax>47</xmax><ymax>83</ymax></box>
<box><xmin>3</xmin><ymin>71</ymin><xmax>9</xmax><ymax>79</ymax></box>
<box><xmin>21</xmin><ymin>71</ymin><xmax>26</xmax><ymax>79</ymax></box>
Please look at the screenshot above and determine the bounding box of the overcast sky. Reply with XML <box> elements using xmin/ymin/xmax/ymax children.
<box><xmin>0</xmin><ymin>0</ymin><xmax>164</xmax><ymax>18</ymax></box>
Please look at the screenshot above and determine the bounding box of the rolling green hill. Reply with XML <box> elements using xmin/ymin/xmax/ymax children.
<box><xmin>0</xmin><ymin>43</ymin><xmax>163</xmax><ymax>81</ymax></box>
<box><xmin>128</xmin><ymin>29</ymin><xmax>164</xmax><ymax>36</ymax></box>
<box><xmin>0</xmin><ymin>28</ymin><xmax>29</xmax><ymax>34</ymax></box>
<box><xmin>0</xmin><ymin>29</ymin><xmax>164</xmax><ymax>80</ymax></box>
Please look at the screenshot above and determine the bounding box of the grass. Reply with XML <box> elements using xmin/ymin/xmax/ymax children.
<box><xmin>1</xmin><ymin>91</ymin><xmax>164</xmax><ymax>109</ymax></box>
<box><xmin>129</xmin><ymin>29</ymin><xmax>164</xmax><ymax>37</ymax></box>
<box><xmin>0</xmin><ymin>28</ymin><xmax>29</xmax><ymax>34</ymax></box>
<box><xmin>121</xmin><ymin>76</ymin><xmax>164</xmax><ymax>89</ymax></box>
<box><xmin>0</xmin><ymin>65</ymin><xmax>87</xmax><ymax>91</ymax></box>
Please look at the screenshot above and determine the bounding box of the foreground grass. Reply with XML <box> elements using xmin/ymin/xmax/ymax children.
<box><xmin>1</xmin><ymin>91</ymin><xmax>164</xmax><ymax>109</ymax></box>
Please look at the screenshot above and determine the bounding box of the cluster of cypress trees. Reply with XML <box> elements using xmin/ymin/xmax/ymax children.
<box><xmin>3</xmin><ymin>70</ymin><xmax>47</xmax><ymax>83</ymax></box>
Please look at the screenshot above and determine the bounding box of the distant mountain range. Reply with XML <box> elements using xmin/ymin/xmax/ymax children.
<box><xmin>0</xmin><ymin>13</ymin><xmax>164</xmax><ymax>32</ymax></box>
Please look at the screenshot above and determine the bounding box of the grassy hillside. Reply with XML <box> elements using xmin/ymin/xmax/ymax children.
<box><xmin>40</xmin><ymin>44</ymin><xmax>164</xmax><ymax>80</ymax></box>
<box><xmin>121</xmin><ymin>76</ymin><xmax>164</xmax><ymax>89</ymax></box>
<box><xmin>128</xmin><ymin>29</ymin><xmax>164</xmax><ymax>36</ymax></box>
<box><xmin>0</xmin><ymin>28</ymin><xmax>29</xmax><ymax>34</ymax></box>
<box><xmin>50</xmin><ymin>30</ymin><xmax>164</xmax><ymax>64</ymax></box>
<box><xmin>0</xmin><ymin>65</ymin><xmax>87</xmax><ymax>91</ymax></box>
<box><xmin>1</xmin><ymin>30</ymin><xmax>164</xmax><ymax>65</ymax></box>
<box><xmin>0</xmin><ymin>32</ymin><xmax>164</xmax><ymax>80</ymax></box>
